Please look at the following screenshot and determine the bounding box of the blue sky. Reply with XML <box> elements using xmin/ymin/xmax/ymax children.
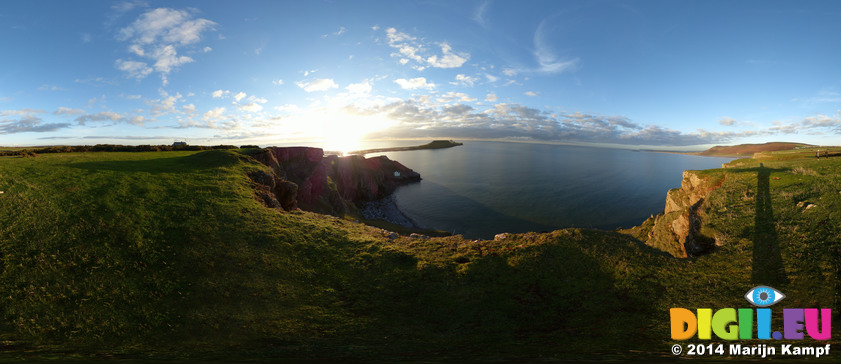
<box><xmin>1</xmin><ymin>0</ymin><xmax>840</xmax><ymax>150</ymax></box>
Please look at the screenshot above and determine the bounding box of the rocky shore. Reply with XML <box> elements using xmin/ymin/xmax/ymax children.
<box><xmin>360</xmin><ymin>195</ymin><xmax>418</xmax><ymax>228</ymax></box>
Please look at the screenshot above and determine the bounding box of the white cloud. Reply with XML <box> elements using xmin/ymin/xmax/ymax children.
<box><xmin>203</xmin><ymin>46</ymin><xmax>212</xmax><ymax>52</ymax></box>
<box><xmin>234</xmin><ymin>92</ymin><xmax>247</xmax><ymax>102</ymax></box>
<box><xmin>438</xmin><ymin>92</ymin><xmax>477</xmax><ymax>103</ymax></box>
<box><xmin>274</xmin><ymin>104</ymin><xmax>301</xmax><ymax>114</ymax></box>
<box><xmin>183</xmin><ymin>104</ymin><xmax>197</xmax><ymax>113</ymax></box>
<box><xmin>719</xmin><ymin>117</ymin><xmax>737</xmax><ymax>126</ymax></box>
<box><xmin>502</xmin><ymin>68</ymin><xmax>517</xmax><ymax>76</ymax></box>
<box><xmin>473</xmin><ymin>0</ymin><xmax>489</xmax><ymax>27</ymax></box>
<box><xmin>75</xmin><ymin>111</ymin><xmax>126</xmax><ymax>125</ymax></box>
<box><xmin>238</xmin><ymin>103</ymin><xmax>263</xmax><ymax>112</ymax></box>
<box><xmin>247</xmin><ymin>95</ymin><xmax>268</xmax><ymax>103</ymax></box>
<box><xmin>212</xmin><ymin>89</ymin><xmax>228</xmax><ymax>98</ymax></box>
<box><xmin>346</xmin><ymin>79</ymin><xmax>373</xmax><ymax>94</ymax></box>
<box><xmin>150</xmin><ymin>44</ymin><xmax>194</xmax><ymax>77</ymax></box>
<box><xmin>426</xmin><ymin>43</ymin><xmax>469</xmax><ymax>68</ymax></box>
<box><xmin>394</xmin><ymin>77</ymin><xmax>435</xmax><ymax>90</ymax></box>
<box><xmin>115</xmin><ymin>59</ymin><xmax>153</xmax><ymax>79</ymax></box>
<box><xmin>74</xmin><ymin>77</ymin><xmax>116</xmax><ymax>86</ymax></box>
<box><xmin>54</xmin><ymin>107</ymin><xmax>85</xmax><ymax>115</ymax></box>
<box><xmin>272</xmin><ymin>79</ymin><xmax>284</xmax><ymax>85</ymax></box>
<box><xmin>485</xmin><ymin>93</ymin><xmax>498</xmax><ymax>102</ymax></box>
<box><xmin>129</xmin><ymin>44</ymin><xmax>145</xmax><ymax>56</ymax></box>
<box><xmin>769</xmin><ymin>114</ymin><xmax>841</xmax><ymax>134</ymax></box>
<box><xmin>384</xmin><ymin>27</ymin><xmax>470</xmax><ymax>70</ymax></box>
<box><xmin>38</xmin><ymin>84</ymin><xmax>67</xmax><ymax>91</ymax></box>
<box><xmin>718</xmin><ymin>117</ymin><xmax>756</xmax><ymax>127</ymax></box>
<box><xmin>354</xmin><ymin>100</ymin><xmax>760</xmax><ymax>146</ymax></box>
<box><xmin>88</xmin><ymin>95</ymin><xmax>107</xmax><ymax>106</ymax></box>
<box><xmin>145</xmin><ymin>90</ymin><xmax>183</xmax><ymax>116</ymax></box>
<box><xmin>118</xmin><ymin>8</ymin><xmax>216</xmax><ymax>45</ymax></box>
<box><xmin>108</xmin><ymin>0</ymin><xmax>148</xmax><ymax>25</ymax></box>
<box><xmin>129</xmin><ymin>116</ymin><xmax>145</xmax><ymax>125</ymax></box>
<box><xmin>525</xmin><ymin>91</ymin><xmax>539</xmax><ymax>97</ymax></box>
<box><xmin>0</xmin><ymin>109</ymin><xmax>45</xmax><ymax>117</ymax></box>
<box><xmin>485</xmin><ymin>74</ymin><xmax>499</xmax><ymax>82</ymax></box>
<box><xmin>296</xmin><ymin>78</ymin><xmax>339</xmax><ymax>92</ymax></box>
<box><xmin>0</xmin><ymin>109</ymin><xmax>70</xmax><ymax>134</ymax></box>
<box><xmin>453</xmin><ymin>74</ymin><xmax>478</xmax><ymax>87</ymax></box>
<box><xmin>203</xmin><ymin>107</ymin><xmax>226</xmax><ymax>120</ymax></box>
<box><xmin>115</xmin><ymin>7</ymin><xmax>216</xmax><ymax>84</ymax></box>
<box><xmin>532</xmin><ymin>20</ymin><xmax>578</xmax><ymax>74</ymax></box>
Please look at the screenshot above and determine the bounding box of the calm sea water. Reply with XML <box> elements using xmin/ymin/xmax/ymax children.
<box><xmin>365</xmin><ymin>141</ymin><xmax>733</xmax><ymax>239</ymax></box>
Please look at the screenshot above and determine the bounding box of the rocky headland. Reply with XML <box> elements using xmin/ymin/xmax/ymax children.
<box><xmin>625</xmin><ymin>170</ymin><xmax>725</xmax><ymax>257</ymax></box>
<box><xmin>346</xmin><ymin>139</ymin><xmax>462</xmax><ymax>155</ymax></box>
<box><xmin>246</xmin><ymin>146</ymin><xmax>421</xmax><ymax>217</ymax></box>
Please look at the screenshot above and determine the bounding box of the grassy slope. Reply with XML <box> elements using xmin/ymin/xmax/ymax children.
<box><xmin>698</xmin><ymin>142</ymin><xmax>812</xmax><ymax>156</ymax></box>
<box><xmin>0</xmin><ymin>149</ymin><xmax>838</xmax><ymax>361</ymax></box>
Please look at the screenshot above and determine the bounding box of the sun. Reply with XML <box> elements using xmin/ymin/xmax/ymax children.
<box><xmin>271</xmin><ymin>106</ymin><xmax>395</xmax><ymax>154</ymax></box>
<box><xmin>314</xmin><ymin>109</ymin><xmax>395</xmax><ymax>155</ymax></box>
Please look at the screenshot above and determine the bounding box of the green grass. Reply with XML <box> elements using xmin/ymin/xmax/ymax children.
<box><xmin>0</xmin><ymin>149</ymin><xmax>838</xmax><ymax>361</ymax></box>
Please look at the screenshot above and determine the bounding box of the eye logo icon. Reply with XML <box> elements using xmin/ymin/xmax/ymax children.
<box><xmin>745</xmin><ymin>286</ymin><xmax>785</xmax><ymax>307</ymax></box>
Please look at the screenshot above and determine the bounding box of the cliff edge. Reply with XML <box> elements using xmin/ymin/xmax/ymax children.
<box><xmin>625</xmin><ymin>170</ymin><xmax>725</xmax><ymax>257</ymax></box>
<box><xmin>246</xmin><ymin>147</ymin><xmax>421</xmax><ymax>216</ymax></box>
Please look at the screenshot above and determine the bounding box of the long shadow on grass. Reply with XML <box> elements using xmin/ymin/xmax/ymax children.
<box><xmin>345</xmin><ymin>232</ymin><xmax>663</xmax><ymax>358</ymax></box>
<box><xmin>752</xmin><ymin>164</ymin><xmax>788</xmax><ymax>285</ymax></box>
<box><xmin>69</xmin><ymin>150</ymin><xmax>242</xmax><ymax>174</ymax></box>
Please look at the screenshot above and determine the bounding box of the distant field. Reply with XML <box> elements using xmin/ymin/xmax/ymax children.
<box><xmin>698</xmin><ymin>142</ymin><xmax>815</xmax><ymax>156</ymax></box>
<box><xmin>0</xmin><ymin>148</ymin><xmax>838</xmax><ymax>361</ymax></box>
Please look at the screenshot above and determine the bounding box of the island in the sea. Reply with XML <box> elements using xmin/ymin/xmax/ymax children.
<box><xmin>341</xmin><ymin>139</ymin><xmax>463</xmax><ymax>155</ymax></box>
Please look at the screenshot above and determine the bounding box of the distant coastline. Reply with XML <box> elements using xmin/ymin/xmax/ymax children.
<box><xmin>643</xmin><ymin>142</ymin><xmax>816</xmax><ymax>158</ymax></box>
<box><xmin>341</xmin><ymin>139</ymin><xmax>463</xmax><ymax>155</ymax></box>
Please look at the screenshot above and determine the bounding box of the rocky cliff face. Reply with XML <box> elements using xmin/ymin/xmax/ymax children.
<box><xmin>249</xmin><ymin>147</ymin><xmax>421</xmax><ymax>216</ymax></box>
<box><xmin>640</xmin><ymin>170</ymin><xmax>725</xmax><ymax>257</ymax></box>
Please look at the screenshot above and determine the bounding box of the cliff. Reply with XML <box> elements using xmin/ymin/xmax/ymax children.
<box><xmin>248</xmin><ymin>147</ymin><xmax>421</xmax><ymax>216</ymax></box>
<box><xmin>628</xmin><ymin>170</ymin><xmax>726</xmax><ymax>257</ymax></box>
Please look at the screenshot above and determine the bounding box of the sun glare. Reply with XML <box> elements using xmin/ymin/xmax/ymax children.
<box><xmin>296</xmin><ymin>108</ymin><xmax>395</xmax><ymax>155</ymax></box>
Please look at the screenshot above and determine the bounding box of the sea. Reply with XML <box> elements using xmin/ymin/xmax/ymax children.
<box><xmin>280</xmin><ymin>140</ymin><xmax>733</xmax><ymax>239</ymax></box>
<box><xmin>355</xmin><ymin>141</ymin><xmax>734</xmax><ymax>239</ymax></box>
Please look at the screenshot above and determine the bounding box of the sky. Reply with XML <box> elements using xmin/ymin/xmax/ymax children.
<box><xmin>1</xmin><ymin>0</ymin><xmax>840</xmax><ymax>151</ymax></box>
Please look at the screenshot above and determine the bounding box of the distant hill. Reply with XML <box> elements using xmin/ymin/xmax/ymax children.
<box><xmin>347</xmin><ymin>139</ymin><xmax>463</xmax><ymax>155</ymax></box>
<box><xmin>698</xmin><ymin>142</ymin><xmax>812</xmax><ymax>156</ymax></box>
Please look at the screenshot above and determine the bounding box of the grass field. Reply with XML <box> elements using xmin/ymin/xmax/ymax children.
<box><xmin>0</xmin><ymin>148</ymin><xmax>838</xmax><ymax>361</ymax></box>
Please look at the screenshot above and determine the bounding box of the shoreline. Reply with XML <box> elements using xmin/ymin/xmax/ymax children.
<box><xmin>360</xmin><ymin>195</ymin><xmax>419</xmax><ymax>229</ymax></box>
